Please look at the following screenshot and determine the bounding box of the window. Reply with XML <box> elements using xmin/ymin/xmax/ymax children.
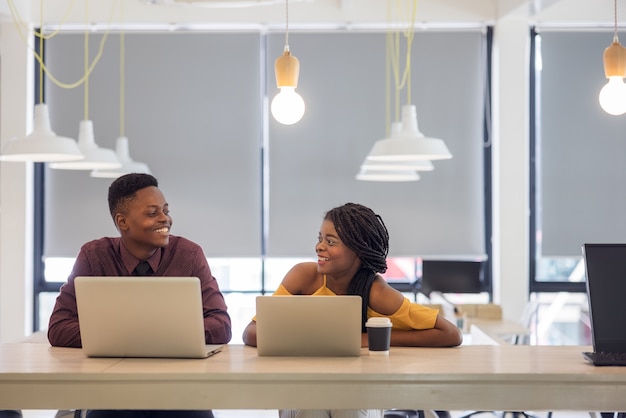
<box><xmin>527</xmin><ymin>28</ymin><xmax>626</xmax><ymax>346</ymax></box>
<box><xmin>530</xmin><ymin>28</ymin><xmax>626</xmax><ymax>293</ymax></box>
<box><xmin>34</xmin><ymin>29</ymin><xmax>489</xmax><ymax>334</ymax></box>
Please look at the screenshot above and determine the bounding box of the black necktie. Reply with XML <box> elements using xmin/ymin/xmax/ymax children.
<box><xmin>134</xmin><ymin>261</ymin><xmax>153</xmax><ymax>276</ymax></box>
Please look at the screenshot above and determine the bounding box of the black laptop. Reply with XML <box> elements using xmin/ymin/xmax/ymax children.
<box><xmin>582</xmin><ymin>243</ymin><xmax>626</xmax><ymax>366</ymax></box>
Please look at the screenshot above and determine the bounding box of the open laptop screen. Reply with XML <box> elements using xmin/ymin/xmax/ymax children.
<box><xmin>255</xmin><ymin>295</ymin><xmax>362</xmax><ymax>357</ymax></box>
<box><xmin>75</xmin><ymin>276</ymin><xmax>221</xmax><ymax>358</ymax></box>
<box><xmin>583</xmin><ymin>244</ymin><xmax>626</xmax><ymax>353</ymax></box>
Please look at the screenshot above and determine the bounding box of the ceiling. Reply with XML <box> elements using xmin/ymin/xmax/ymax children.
<box><xmin>0</xmin><ymin>0</ymin><xmax>623</xmax><ymax>30</ymax></box>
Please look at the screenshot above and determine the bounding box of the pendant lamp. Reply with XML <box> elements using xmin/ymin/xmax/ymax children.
<box><xmin>360</xmin><ymin>122</ymin><xmax>434</xmax><ymax>172</ymax></box>
<box><xmin>599</xmin><ymin>0</ymin><xmax>626</xmax><ymax>115</ymax></box>
<box><xmin>50</xmin><ymin>120</ymin><xmax>121</xmax><ymax>170</ymax></box>
<box><xmin>361</xmin><ymin>159</ymin><xmax>433</xmax><ymax>172</ymax></box>
<box><xmin>91</xmin><ymin>9</ymin><xmax>151</xmax><ymax>180</ymax></box>
<box><xmin>365</xmin><ymin>105</ymin><xmax>452</xmax><ymax>161</ymax></box>
<box><xmin>90</xmin><ymin>136</ymin><xmax>151</xmax><ymax>179</ymax></box>
<box><xmin>0</xmin><ymin>15</ymin><xmax>83</xmax><ymax>162</ymax></box>
<box><xmin>356</xmin><ymin>122</ymin><xmax>432</xmax><ymax>182</ymax></box>
<box><xmin>270</xmin><ymin>0</ymin><xmax>305</xmax><ymax>125</ymax></box>
<box><xmin>0</xmin><ymin>104</ymin><xmax>84</xmax><ymax>162</ymax></box>
<box><xmin>356</xmin><ymin>168</ymin><xmax>420</xmax><ymax>182</ymax></box>
<box><xmin>51</xmin><ymin>6</ymin><xmax>119</xmax><ymax>170</ymax></box>
<box><xmin>359</xmin><ymin>0</ymin><xmax>451</xmax><ymax>178</ymax></box>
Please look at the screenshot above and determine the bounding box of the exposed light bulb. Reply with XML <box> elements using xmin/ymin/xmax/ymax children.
<box><xmin>272</xmin><ymin>45</ymin><xmax>305</xmax><ymax>126</ymax></box>
<box><xmin>271</xmin><ymin>86</ymin><xmax>305</xmax><ymax>125</ymax></box>
<box><xmin>599</xmin><ymin>76</ymin><xmax>626</xmax><ymax>115</ymax></box>
<box><xmin>600</xmin><ymin>35</ymin><xmax>626</xmax><ymax>115</ymax></box>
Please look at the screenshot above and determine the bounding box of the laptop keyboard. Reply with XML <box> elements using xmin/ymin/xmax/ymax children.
<box><xmin>584</xmin><ymin>351</ymin><xmax>626</xmax><ymax>366</ymax></box>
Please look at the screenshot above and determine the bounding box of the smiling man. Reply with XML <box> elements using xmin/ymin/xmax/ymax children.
<box><xmin>47</xmin><ymin>174</ymin><xmax>231</xmax><ymax>417</ymax></box>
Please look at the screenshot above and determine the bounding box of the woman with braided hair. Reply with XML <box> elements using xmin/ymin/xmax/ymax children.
<box><xmin>242</xmin><ymin>203</ymin><xmax>462</xmax><ymax>418</ymax></box>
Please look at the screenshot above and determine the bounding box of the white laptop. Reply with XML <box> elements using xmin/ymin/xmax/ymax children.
<box><xmin>255</xmin><ymin>295</ymin><xmax>362</xmax><ymax>357</ymax></box>
<box><xmin>74</xmin><ymin>276</ymin><xmax>223</xmax><ymax>359</ymax></box>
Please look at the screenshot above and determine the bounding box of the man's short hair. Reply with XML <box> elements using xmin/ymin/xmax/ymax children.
<box><xmin>108</xmin><ymin>173</ymin><xmax>159</xmax><ymax>219</ymax></box>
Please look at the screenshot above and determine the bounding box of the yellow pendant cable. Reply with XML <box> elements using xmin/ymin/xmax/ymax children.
<box><xmin>38</xmin><ymin>0</ymin><xmax>43</xmax><ymax>103</ymax></box>
<box><xmin>387</xmin><ymin>0</ymin><xmax>418</xmax><ymax>127</ymax></box>
<box><xmin>7</xmin><ymin>0</ymin><xmax>117</xmax><ymax>91</ymax></box>
<box><xmin>84</xmin><ymin>0</ymin><xmax>90</xmax><ymax>120</ymax></box>
<box><xmin>385</xmin><ymin>2</ymin><xmax>392</xmax><ymax>134</ymax></box>
<box><xmin>119</xmin><ymin>0</ymin><xmax>125</xmax><ymax>138</ymax></box>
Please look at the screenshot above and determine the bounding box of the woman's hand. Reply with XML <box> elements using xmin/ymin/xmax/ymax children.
<box><xmin>242</xmin><ymin>320</ymin><xmax>257</xmax><ymax>346</ymax></box>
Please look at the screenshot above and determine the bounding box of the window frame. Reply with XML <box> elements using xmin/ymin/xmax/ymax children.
<box><xmin>529</xmin><ymin>27</ymin><xmax>594</xmax><ymax>295</ymax></box>
<box><xmin>31</xmin><ymin>28</ymin><xmax>494</xmax><ymax>331</ymax></box>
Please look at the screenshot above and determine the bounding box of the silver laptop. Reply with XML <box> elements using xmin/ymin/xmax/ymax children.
<box><xmin>255</xmin><ymin>295</ymin><xmax>362</xmax><ymax>357</ymax></box>
<box><xmin>74</xmin><ymin>276</ymin><xmax>223</xmax><ymax>358</ymax></box>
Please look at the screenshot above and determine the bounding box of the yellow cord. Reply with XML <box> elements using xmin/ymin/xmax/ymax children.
<box><xmin>84</xmin><ymin>0</ymin><xmax>89</xmax><ymax>120</ymax></box>
<box><xmin>404</xmin><ymin>0</ymin><xmax>418</xmax><ymax>105</ymax></box>
<box><xmin>7</xmin><ymin>0</ymin><xmax>76</xmax><ymax>41</ymax></box>
<box><xmin>7</xmin><ymin>0</ymin><xmax>118</xmax><ymax>90</ymax></box>
<box><xmin>38</xmin><ymin>0</ymin><xmax>43</xmax><ymax>104</ymax></box>
<box><xmin>119</xmin><ymin>0</ymin><xmax>125</xmax><ymax>138</ymax></box>
<box><xmin>385</xmin><ymin>1</ymin><xmax>392</xmax><ymax>134</ymax></box>
<box><xmin>388</xmin><ymin>0</ymin><xmax>418</xmax><ymax>120</ymax></box>
<box><xmin>386</xmin><ymin>0</ymin><xmax>417</xmax><ymax>125</ymax></box>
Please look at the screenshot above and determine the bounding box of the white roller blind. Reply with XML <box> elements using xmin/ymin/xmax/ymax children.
<box><xmin>540</xmin><ymin>31</ymin><xmax>626</xmax><ymax>257</ymax></box>
<box><xmin>267</xmin><ymin>31</ymin><xmax>486</xmax><ymax>258</ymax></box>
<box><xmin>44</xmin><ymin>33</ymin><xmax>262</xmax><ymax>258</ymax></box>
<box><xmin>44</xmin><ymin>30</ymin><xmax>486</xmax><ymax>260</ymax></box>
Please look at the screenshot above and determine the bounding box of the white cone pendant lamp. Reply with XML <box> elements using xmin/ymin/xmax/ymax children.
<box><xmin>0</xmin><ymin>104</ymin><xmax>84</xmax><ymax>162</ymax></box>
<box><xmin>358</xmin><ymin>0</ymin><xmax>449</xmax><ymax>181</ymax></box>
<box><xmin>92</xmin><ymin>9</ymin><xmax>151</xmax><ymax>180</ymax></box>
<box><xmin>361</xmin><ymin>159</ymin><xmax>434</xmax><ymax>171</ymax></box>
<box><xmin>1</xmin><ymin>4</ymin><xmax>84</xmax><ymax>163</ymax></box>
<box><xmin>51</xmin><ymin>12</ymin><xmax>121</xmax><ymax>171</ymax></box>
<box><xmin>90</xmin><ymin>136</ymin><xmax>151</xmax><ymax>179</ymax></box>
<box><xmin>360</xmin><ymin>122</ymin><xmax>434</xmax><ymax>172</ymax></box>
<box><xmin>356</xmin><ymin>168</ymin><xmax>420</xmax><ymax>182</ymax></box>
<box><xmin>50</xmin><ymin>120</ymin><xmax>121</xmax><ymax>170</ymax></box>
<box><xmin>366</xmin><ymin>105</ymin><xmax>452</xmax><ymax>161</ymax></box>
<box><xmin>356</xmin><ymin>122</ymin><xmax>433</xmax><ymax>182</ymax></box>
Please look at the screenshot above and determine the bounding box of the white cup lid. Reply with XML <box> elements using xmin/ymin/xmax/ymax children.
<box><xmin>366</xmin><ymin>317</ymin><xmax>392</xmax><ymax>327</ymax></box>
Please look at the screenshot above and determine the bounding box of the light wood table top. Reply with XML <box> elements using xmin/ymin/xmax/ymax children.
<box><xmin>0</xmin><ymin>342</ymin><xmax>624</xmax><ymax>412</ymax></box>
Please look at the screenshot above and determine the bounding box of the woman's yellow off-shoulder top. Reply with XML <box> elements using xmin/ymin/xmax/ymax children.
<box><xmin>271</xmin><ymin>276</ymin><xmax>438</xmax><ymax>330</ymax></box>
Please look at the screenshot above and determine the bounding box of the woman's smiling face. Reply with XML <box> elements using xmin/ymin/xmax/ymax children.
<box><xmin>315</xmin><ymin>219</ymin><xmax>361</xmax><ymax>277</ymax></box>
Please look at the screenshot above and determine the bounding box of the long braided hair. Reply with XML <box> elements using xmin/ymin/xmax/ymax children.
<box><xmin>324</xmin><ymin>203</ymin><xmax>389</xmax><ymax>331</ymax></box>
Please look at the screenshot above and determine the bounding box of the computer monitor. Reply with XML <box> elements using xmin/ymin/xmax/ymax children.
<box><xmin>419</xmin><ymin>259</ymin><xmax>485</xmax><ymax>296</ymax></box>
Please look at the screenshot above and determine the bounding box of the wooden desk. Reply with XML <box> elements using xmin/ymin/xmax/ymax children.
<box><xmin>0</xmin><ymin>342</ymin><xmax>624</xmax><ymax>412</ymax></box>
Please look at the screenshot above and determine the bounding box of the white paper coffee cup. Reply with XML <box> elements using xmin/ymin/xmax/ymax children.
<box><xmin>365</xmin><ymin>317</ymin><xmax>392</xmax><ymax>354</ymax></box>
